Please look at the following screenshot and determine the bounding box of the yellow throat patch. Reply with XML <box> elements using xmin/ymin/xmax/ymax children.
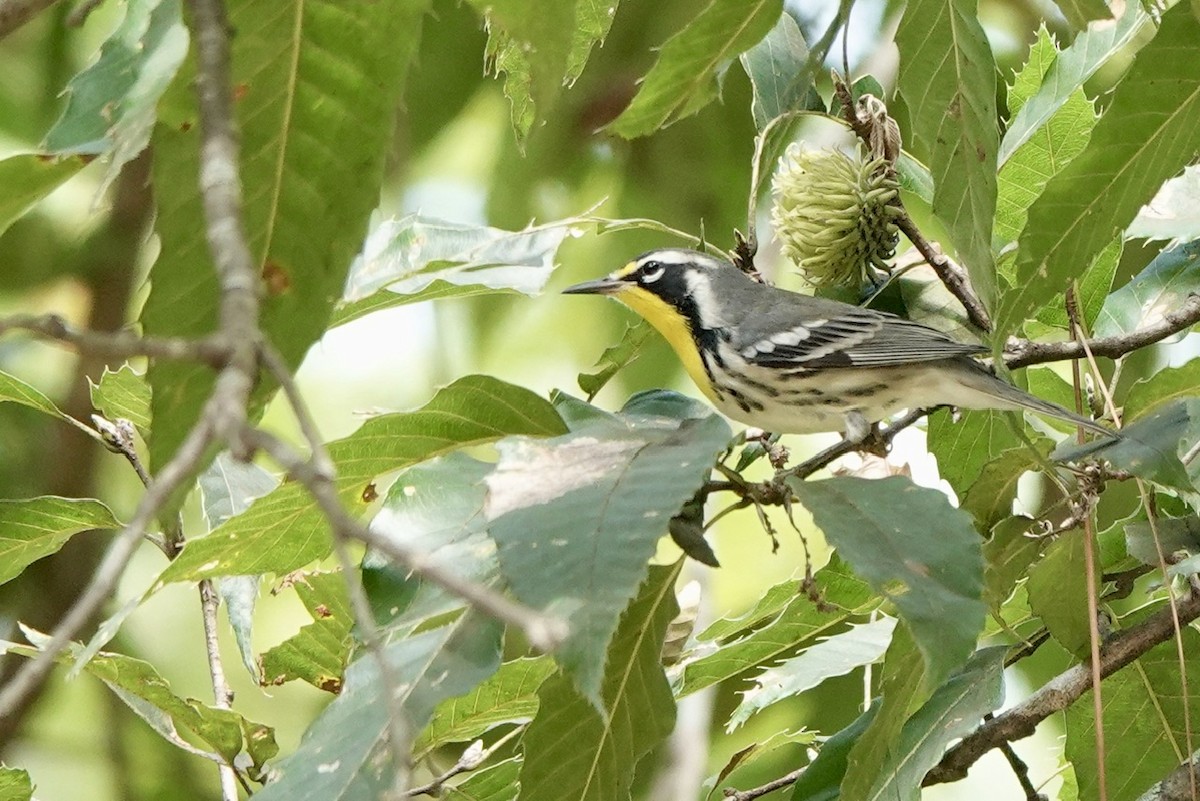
<box><xmin>612</xmin><ymin>284</ymin><xmax>717</xmax><ymax>403</ymax></box>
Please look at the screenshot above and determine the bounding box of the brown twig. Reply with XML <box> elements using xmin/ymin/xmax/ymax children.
<box><xmin>0</xmin><ymin>314</ymin><xmax>232</xmax><ymax>366</ymax></box>
<box><xmin>988</xmin><ymin>714</ymin><xmax>1046</xmax><ymax>801</ymax></box>
<box><xmin>724</xmin><ymin>766</ymin><xmax>807</xmax><ymax>801</ymax></box>
<box><xmin>1006</xmin><ymin>293</ymin><xmax>1200</xmax><ymax>368</ymax></box>
<box><xmin>924</xmin><ymin>590</ymin><xmax>1200</xmax><ymax>785</ymax></box>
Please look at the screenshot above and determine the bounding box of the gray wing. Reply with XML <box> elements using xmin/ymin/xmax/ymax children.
<box><xmin>731</xmin><ymin>292</ymin><xmax>987</xmax><ymax>369</ymax></box>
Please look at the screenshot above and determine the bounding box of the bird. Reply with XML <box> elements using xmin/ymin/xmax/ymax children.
<box><xmin>563</xmin><ymin>248</ymin><xmax>1112</xmax><ymax>441</ymax></box>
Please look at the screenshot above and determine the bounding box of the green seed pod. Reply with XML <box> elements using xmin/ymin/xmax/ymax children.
<box><xmin>771</xmin><ymin>143</ymin><xmax>900</xmax><ymax>290</ymax></box>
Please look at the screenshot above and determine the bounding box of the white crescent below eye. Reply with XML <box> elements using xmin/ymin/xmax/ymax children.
<box><xmin>641</xmin><ymin>266</ymin><xmax>665</xmax><ymax>283</ymax></box>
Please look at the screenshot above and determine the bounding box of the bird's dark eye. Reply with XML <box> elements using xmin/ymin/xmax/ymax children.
<box><xmin>639</xmin><ymin>261</ymin><xmax>665</xmax><ymax>284</ymax></box>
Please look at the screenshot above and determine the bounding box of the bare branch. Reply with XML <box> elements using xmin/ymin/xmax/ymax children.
<box><xmin>925</xmin><ymin>590</ymin><xmax>1200</xmax><ymax>786</ymax></box>
<box><xmin>1006</xmin><ymin>293</ymin><xmax>1200</xmax><ymax>369</ymax></box>
<box><xmin>0</xmin><ymin>0</ymin><xmax>60</xmax><ymax>40</ymax></box>
<box><xmin>0</xmin><ymin>314</ymin><xmax>232</xmax><ymax>366</ymax></box>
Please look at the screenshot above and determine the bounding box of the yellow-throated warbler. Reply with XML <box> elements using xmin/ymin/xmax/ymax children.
<box><xmin>564</xmin><ymin>248</ymin><xmax>1111</xmax><ymax>440</ymax></box>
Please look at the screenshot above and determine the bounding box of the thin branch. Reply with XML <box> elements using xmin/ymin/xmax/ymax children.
<box><xmin>724</xmin><ymin>766</ymin><xmax>806</xmax><ymax>801</ymax></box>
<box><xmin>0</xmin><ymin>0</ymin><xmax>60</xmax><ymax>40</ymax></box>
<box><xmin>185</xmin><ymin>0</ymin><xmax>261</xmax><ymax>444</ymax></box>
<box><xmin>1068</xmin><ymin>290</ymin><xmax>1109</xmax><ymax>801</ymax></box>
<box><xmin>242</xmin><ymin>428</ymin><xmax>569</xmax><ymax>654</ymax></box>
<box><xmin>925</xmin><ymin>590</ymin><xmax>1200</xmax><ymax>786</ymax></box>
<box><xmin>0</xmin><ymin>314</ymin><xmax>232</xmax><ymax>366</ymax></box>
<box><xmin>1006</xmin><ymin>293</ymin><xmax>1200</xmax><ymax>369</ymax></box>
<box><xmin>778</xmin><ymin>407</ymin><xmax>929</xmax><ymax>482</ymax></box>
<box><xmin>199</xmin><ymin>580</ymin><xmax>240</xmax><ymax>801</ymax></box>
<box><xmin>404</xmin><ymin>729</ymin><xmax>523</xmax><ymax>798</ymax></box>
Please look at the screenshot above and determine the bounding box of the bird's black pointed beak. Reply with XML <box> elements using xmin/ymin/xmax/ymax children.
<box><xmin>562</xmin><ymin>276</ymin><xmax>624</xmax><ymax>295</ymax></box>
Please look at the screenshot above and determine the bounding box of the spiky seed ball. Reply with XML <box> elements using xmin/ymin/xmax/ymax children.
<box><xmin>771</xmin><ymin>143</ymin><xmax>901</xmax><ymax>290</ymax></box>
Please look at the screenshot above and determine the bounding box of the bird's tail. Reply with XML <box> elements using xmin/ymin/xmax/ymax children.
<box><xmin>952</xmin><ymin>361</ymin><xmax>1116</xmax><ymax>437</ymax></box>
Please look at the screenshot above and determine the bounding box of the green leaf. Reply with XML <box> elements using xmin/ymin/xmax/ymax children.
<box><xmin>1126</xmin><ymin>360</ymin><xmax>1200</xmax><ymax>422</ymax></box>
<box><xmin>162</xmin><ymin>376</ymin><xmax>565</xmax><ymax>582</ymax></box>
<box><xmin>1065</xmin><ymin>613</ymin><xmax>1200</xmax><ymax>800</ymax></box>
<box><xmin>1033</xmin><ymin>237</ymin><xmax>1121</xmax><ymax>331</ymax></box>
<box><xmin>0</xmin><ymin>766</ymin><xmax>32</xmax><ymax>801</ymax></box>
<box><xmin>567</xmin><ymin>1</ymin><xmax>620</xmax><ymax>83</ymax></box>
<box><xmin>996</xmin><ymin>26</ymin><xmax>1096</xmax><ymax>245</ymax></box>
<box><xmin>488</xmin><ymin>391</ymin><xmax>730</xmax><ymax>702</ymax></box>
<box><xmin>141</xmin><ymin>0</ymin><xmax>430</xmax><ymax>472</ymax></box>
<box><xmin>1124</xmin><ymin>516</ymin><xmax>1200</xmax><ymax>570</ymax></box>
<box><xmin>42</xmin><ymin>0</ymin><xmax>187</xmax><ymax>196</ymax></box>
<box><xmin>517</xmin><ymin>564</ymin><xmax>678</xmax><ymax>801</ymax></box>
<box><xmin>576</xmin><ymin>320</ymin><xmax>653</xmax><ymax>400</ymax></box>
<box><xmin>1128</xmin><ymin>164</ymin><xmax>1200</xmax><ymax>244</ymax></box>
<box><xmin>997</xmin><ymin>3</ymin><xmax>1200</xmax><ymax>340</ymax></box>
<box><xmin>334</xmin><ymin>215</ymin><xmax>577</xmax><ymax>328</ymax></box>
<box><xmin>960</xmin><ymin>446</ymin><xmax>1046</xmax><ymax>530</ymax></box>
<box><xmin>1095</xmin><ymin>239</ymin><xmax>1200</xmax><ymax>339</ymax></box>
<box><xmin>866</xmin><ymin>646</ymin><xmax>1006</xmax><ymax>799</ymax></box>
<box><xmin>2</xmin><ymin>630</ymin><xmax>265</xmax><ymax>765</ymax></box>
<box><xmin>471</xmin><ymin>0</ymin><xmax>575</xmax><ymax>143</ymax></box>
<box><xmin>739</xmin><ymin>11</ymin><xmax>812</xmax><ymax>129</ymax></box>
<box><xmin>89</xmin><ymin>365</ymin><xmax>152</xmax><ymax>436</ymax></box>
<box><xmin>895</xmin><ymin>0</ymin><xmax>998</xmax><ymax>310</ymax></box>
<box><xmin>676</xmin><ymin>558</ymin><xmax>877</xmax><ymax>697</ymax></box>
<box><xmin>255</xmin><ymin>612</ymin><xmax>503</xmax><ymax>801</ymax></box>
<box><xmin>1000</xmin><ymin>2</ymin><xmax>1153</xmax><ymax>164</ymax></box>
<box><xmin>1055</xmin><ymin>400</ymin><xmax>1199</xmax><ymax>503</ymax></box>
<box><xmin>610</xmin><ymin>0</ymin><xmax>783</xmax><ymax>138</ymax></box>
<box><xmin>365</xmin><ymin>453</ymin><xmax>499</xmax><ymax>632</ymax></box>
<box><xmin>446</xmin><ymin>758</ymin><xmax>521</xmax><ymax>801</ymax></box>
<box><xmin>788</xmin><ymin>476</ymin><xmax>985</xmax><ymax>687</ymax></box>
<box><xmin>0</xmin><ymin>497</ymin><xmax>120</xmax><ymax>586</ymax></box>
<box><xmin>0</xmin><ymin>369</ymin><xmax>65</xmax><ymax>420</ymax></box>
<box><xmin>0</xmin><ymin>155</ymin><xmax>87</xmax><ymax>239</ymax></box>
<box><xmin>260</xmin><ymin>572</ymin><xmax>352</xmax><ymax>693</ymax></box>
<box><xmin>416</xmin><ymin>657</ymin><xmax>555</xmax><ymax>756</ymax></box>
<box><xmin>728</xmin><ymin>616</ymin><xmax>896</xmax><ymax>731</ymax></box>
<box><xmin>789</xmin><ymin>700</ymin><xmax>880</xmax><ymax>801</ymax></box>
<box><xmin>983</xmin><ymin>516</ymin><xmax>1043</xmax><ymax>611</ymax></box>
<box><xmin>926</xmin><ymin>410</ymin><xmax>1021</xmax><ymax>493</ymax></box>
<box><xmin>1027</xmin><ymin>532</ymin><xmax>1093</xmax><ymax>657</ymax></box>
<box><xmin>840</xmin><ymin>623</ymin><xmax>927</xmax><ymax>799</ymax></box>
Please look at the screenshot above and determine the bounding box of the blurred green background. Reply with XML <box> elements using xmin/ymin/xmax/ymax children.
<box><xmin>0</xmin><ymin>0</ymin><xmax>1158</xmax><ymax>797</ymax></box>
